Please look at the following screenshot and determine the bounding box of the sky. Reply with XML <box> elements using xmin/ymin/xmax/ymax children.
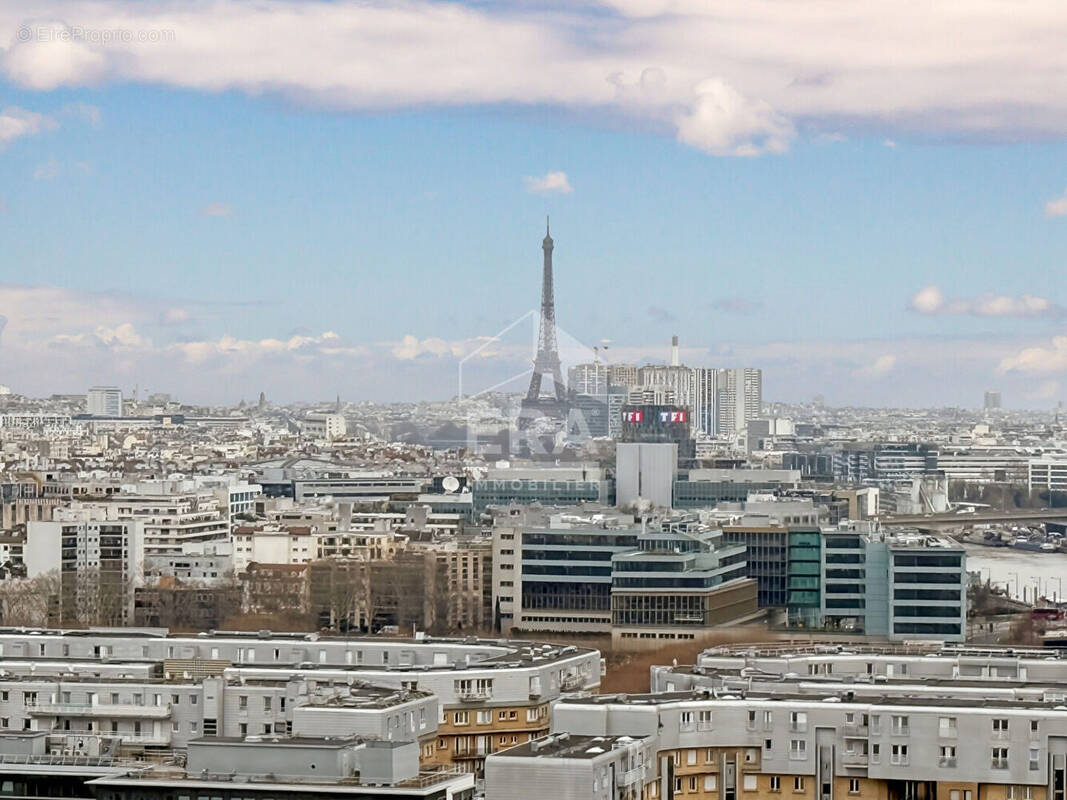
<box><xmin>4</xmin><ymin>1</ymin><xmax>1067</xmax><ymax>408</ymax></box>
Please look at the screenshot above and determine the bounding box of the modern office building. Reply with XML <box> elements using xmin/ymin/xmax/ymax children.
<box><xmin>492</xmin><ymin>506</ymin><xmax>641</xmax><ymax>634</ymax></box>
<box><xmin>616</xmin><ymin>442</ymin><xmax>678</xmax><ymax>509</ymax></box>
<box><xmin>1029</xmin><ymin>458</ymin><xmax>1067</xmax><ymax>494</ymax></box>
<box><xmin>818</xmin><ymin>523</ymin><xmax>966</xmax><ymax>641</ymax></box>
<box><xmin>492</xmin><ymin>506</ymin><xmax>758</xmax><ymax>639</ymax></box>
<box><xmin>610</xmin><ymin>519</ymin><xmax>757</xmax><ymax>645</ymax></box>
<box><xmin>473</xmin><ymin>464</ymin><xmax>610</xmax><ymax>512</ymax></box>
<box><xmin>86</xmin><ymin>386</ymin><xmax>123</xmax><ymax>417</ymax></box>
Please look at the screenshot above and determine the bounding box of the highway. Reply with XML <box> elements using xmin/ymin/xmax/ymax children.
<box><xmin>877</xmin><ymin>509</ymin><xmax>1067</xmax><ymax>528</ymax></box>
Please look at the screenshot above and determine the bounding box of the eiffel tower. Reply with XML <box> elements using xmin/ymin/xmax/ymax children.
<box><xmin>519</xmin><ymin>218</ymin><xmax>568</xmax><ymax>428</ymax></box>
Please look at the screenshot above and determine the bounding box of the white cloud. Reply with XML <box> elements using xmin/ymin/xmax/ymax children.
<box><xmin>523</xmin><ymin>171</ymin><xmax>573</xmax><ymax>194</ymax></box>
<box><xmin>0</xmin><ymin>106</ymin><xmax>55</xmax><ymax>148</ymax></box>
<box><xmin>391</xmin><ymin>334</ymin><xmax>503</xmax><ymax>361</ymax></box>
<box><xmin>853</xmin><ymin>353</ymin><xmax>897</xmax><ymax>379</ymax></box>
<box><xmin>909</xmin><ymin>285</ymin><xmax>1059</xmax><ymax>318</ymax></box>
<box><xmin>200</xmin><ymin>202</ymin><xmax>234</xmax><ymax>217</ymax></box>
<box><xmin>1045</xmin><ymin>191</ymin><xmax>1067</xmax><ymax>218</ymax></box>
<box><xmin>999</xmin><ymin>336</ymin><xmax>1067</xmax><ymax>374</ymax></box>
<box><xmin>674</xmin><ymin>79</ymin><xmax>793</xmax><ymax>156</ymax></box>
<box><xmin>9</xmin><ymin>1</ymin><xmax>1067</xmax><ymax>154</ymax></box>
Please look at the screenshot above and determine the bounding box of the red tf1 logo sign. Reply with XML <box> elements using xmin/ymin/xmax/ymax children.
<box><xmin>621</xmin><ymin>410</ymin><xmax>644</xmax><ymax>423</ymax></box>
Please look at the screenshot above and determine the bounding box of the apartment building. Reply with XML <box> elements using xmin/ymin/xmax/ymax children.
<box><xmin>24</xmin><ymin>515</ymin><xmax>145</xmax><ymax>625</ymax></box>
<box><xmin>488</xmin><ymin>643</ymin><xmax>1067</xmax><ymax>800</ymax></box>
<box><xmin>0</xmin><ymin>628</ymin><xmax>601</xmax><ymax>776</ymax></box>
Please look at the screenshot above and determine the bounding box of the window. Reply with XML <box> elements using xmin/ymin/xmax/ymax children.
<box><xmin>674</xmin><ymin>778</ymin><xmax>682</xmax><ymax>793</ymax></box>
<box><xmin>743</xmin><ymin>775</ymin><xmax>758</xmax><ymax>791</ymax></box>
<box><xmin>993</xmin><ymin>719</ymin><xmax>1010</xmax><ymax>738</ymax></box>
<box><xmin>477</xmin><ymin>710</ymin><xmax>491</xmax><ymax>725</ymax></box>
<box><xmin>891</xmin><ymin>744</ymin><xmax>909</xmax><ymax>766</ymax></box>
<box><xmin>680</xmin><ymin>711</ymin><xmax>694</xmax><ymax>731</ymax></box>
<box><xmin>687</xmin><ymin>749</ymin><xmax>696</xmax><ymax>765</ymax></box>
<box><xmin>263</xmin><ymin>697</ymin><xmax>272</xmax><ymax>711</ymax></box>
<box><xmin>790</xmin><ymin>711</ymin><xmax>808</xmax><ymax>732</ymax></box>
<box><xmin>951</xmin><ymin>792</ymin><xmax>960</xmax><ymax>800</ymax></box>
<box><xmin>698</xmin><ymin>709</ymin><xmax>713</xmax><ymax>730</ymax></box>
<box><xmin>871</xmin><ymin>744</ymin><xmax>880</xmax><ymax>764</ymax></box>
<box><xmin>793</xmin><ymin>777</ymin><xmax>805</xmax><ymax>793</ymax></box>
<box><xmin>1030</xmin><ymin>746</ymin><xmax>1040</xmax><ymax>771</ymax></box>
<box><xmin>849</xmin><ymin>779</ymin><xmax>860</xmax><ymax>795</ymax></box>
<box><xmin>706</xmin><ymin>776</ymin><xmax>719</xmax><ymax>792</ymax></box>
<box><xmin>747</xmin><ymin>710</ymin><xmax>757</xmax><ymax>730</ymax></box>
<box><xmin>526</xmin><ymin>708</ymin><xmax>540</xmax><ymax>722</ymax></box>
<box><xmin>1032</xmin><ymin>720</ymin><xmax>1040</xmax><ymax>734</ymax></box>
<box><xmin>992</xmin><ymin>747</ymin><xmax>1009</xmax><ymax>769</ymax></box>
<box><xmin>238</xmin><ymin>696</ymin><xmax>248</xmax><ymax>709</ymax></box>
<box><xmin>939</xmin><ymin>716</ymin><xmax>957</xmax><ymax>736</ymax></box>
<box><xmin>238</xmin><ymin>723</ymin><xmax>246</xmax><ymax>736</ymax></box>
<box><xmin>453</xmin><ymin>711</ymin><xmax>469</xmax><ymax>725</ymax></box>
<box><xmin>939</xmin><ymin>745</ymin><xmax>957</xmax><ymax>767</ymax></box>
<box><xmin>690</xmin><ymin>777</ymin><xmax>698</xmax><ymax>792</ymax></box>
<box><xmin>790</xmin><ymin>739</ymin><xmax>807</xmax><ymax>760</ymax></box>
<box><xmin>745</xmin><ymin>748</ymin><xmax>757</xmax><ymax>763</ymax></box>
<box><xmin>891</xmin><ymin>715</ymin><xmax>909</xmax><ymax>736</ymax></box>
<box><xmin>770</xmin><ymin>777</ymin><xmax>781</xmax><ymax>792</ymax></box>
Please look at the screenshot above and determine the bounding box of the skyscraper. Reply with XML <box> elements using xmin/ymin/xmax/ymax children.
<box><xmin>716</xmin><ymin>368</ymin><xmax>762</xmax><ymax>435</ymax></box>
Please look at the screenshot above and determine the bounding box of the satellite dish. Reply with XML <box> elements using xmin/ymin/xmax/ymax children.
<box><xmin>442</xmin><ymin>476</ymin><xmax>460</xmax><ymax>494</ymax></box>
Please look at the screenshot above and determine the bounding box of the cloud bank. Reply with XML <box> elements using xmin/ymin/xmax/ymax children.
<box><xmin>909</xmin><ymin>285</ymin><xmax>1059</xmax><ymax>318</ymax></box>
<box><xmin>6</xmin><ymin>1</ymin><xmax>1067</xmax><ymax>156</ymax></box>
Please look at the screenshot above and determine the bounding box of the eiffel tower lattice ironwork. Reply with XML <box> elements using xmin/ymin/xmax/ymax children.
<box><xmin>525</xmin><ymin>218</ymin><xmax>567</xmax><ymax>405</ymax></box>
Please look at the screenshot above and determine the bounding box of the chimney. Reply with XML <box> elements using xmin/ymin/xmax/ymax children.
<box><xmin>671</xmin><ymin>335</ymin><xmax>680</xmax><ymax>367</ymax></box>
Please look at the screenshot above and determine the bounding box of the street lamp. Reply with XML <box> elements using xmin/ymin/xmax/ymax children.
<box><xmin>1008</xmin><ymin>571</ymin><xmax>1020</xmax><ymax>599</ymax></box>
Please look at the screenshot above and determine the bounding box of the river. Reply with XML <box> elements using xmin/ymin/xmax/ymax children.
<box><xmin>962</xmin><ymin>542</ymin><xmax>1067</xmax><ymax>603</ymax></box>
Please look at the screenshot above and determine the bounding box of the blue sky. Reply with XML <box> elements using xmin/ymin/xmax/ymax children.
<box><xmin>4</xmin><ymin>1</ymin><xmax>1067</xmax><ymax>407</ymax></box>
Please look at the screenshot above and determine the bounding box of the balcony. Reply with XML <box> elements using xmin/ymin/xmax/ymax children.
<box><xmin>618</xmin><ymin>767</ymin><xmax>645</xmax><ymax>787</ymax></box>
<box><xmin>843</xmin><ymin>724</ymin><xmax>869</xmax><ymax>737</ymax></box>
<box><xmin>51</xmin><ymin>730</ymin><xmax>172</xmax><ymax>747</ymax></box>
<box><xmin>841</xmin><ymin>752</ymin><xmax>869</xmax><ymax>767</ymax></box>
<box><xmin>27</xmin><ymin>702</ymin><xmax>171</xmax><ymax>719</ymax></box>
<box><xmin>456</xmin><ymin>690</ymin><xmax>492</xmax><ymax>703</ymax></box>
<box><xmin>561</xmin><ymin>674</ymin><xmax>585</xmax><ymax>692</ymax></box>
<box><xmin>939</xmin><ymin>757</ymin><xmax>957</xmax><ymax>768</ymax></box>
<box><xmin>992</xmin><ymin>759</ymin><xmax>1010</xmax><ymax>770</ymax></box>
